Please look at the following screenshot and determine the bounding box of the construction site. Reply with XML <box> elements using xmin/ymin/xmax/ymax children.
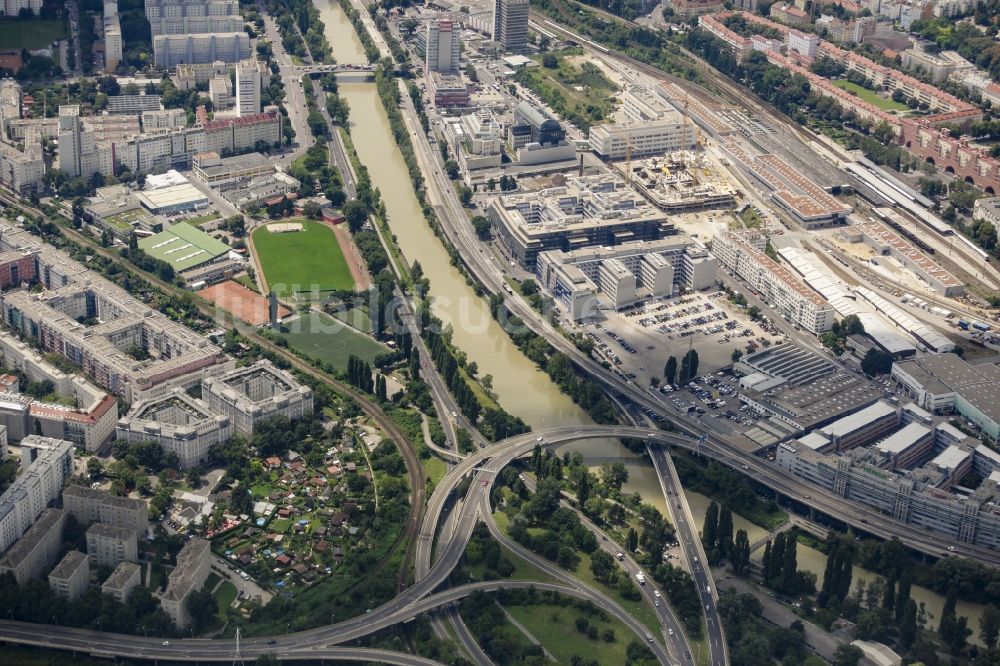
<box><xmin>614</xmin><ymin>151</ymin><xmax>739</xmax><ymax>213</ymax></box>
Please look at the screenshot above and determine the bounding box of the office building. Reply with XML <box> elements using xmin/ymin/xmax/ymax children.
<box><xmin>86</xmin><ymin>522</ymin><xmax>138</xmax><ymax>568</ymax></box>
<box><xmin>488</xmin><ymin>174</ymin><xmax>676</xmax><ymax>269</ymax></box>
<box><xmin>102</xmin><ymin>560</ymin><xmax>142</xmax><ymax>601</ymax></box>
<box><xmin>104</xmin><ymin>0</ymin><xmax>122</xmax><ymax>71</ymax></box>
<box><xmin>589</xmin><ymin>120</ymin><xmax>697</xmax><ymax>160</ymax></box>
<box><xmin>48</xmin><ymin>550</ymin><xmax>89</xmax><ymax>601</ymax></box>
<box><xmin>158</xmin><ymin>538</ymin><xmax>211</xmax><ymax>629</ymax></box>
<box><xmin>202</xmin><ymin>360</ymin><xmax>313</xmax><ymax>436</ymax></box>
<box><xmin>425</xmin><ymin>19</ymin><xmax>461</xmax><ymax>74</ymax></box>
<box><xmin>0</xmin><ymin>438</ymin><xmax>73</xmax><ymax>554</ymax></box>
<box><xmin>508</xmin><ymin>101</ymin><xmax>575</xmax><ymax>164</ymax></box>
<box><xmin>0</xmin><ymin>508</ymin><xmax>65</xmax><ymax>584</ymax></box>
<box><xmin>536</xmin><ymin>237</ymin><xmax>718</xmax><ymax>320</ymax></box>
<box><xmin>429</xmin><ymin>72</ymin><xmax>470</xmax><ymax>108</ymax></box>
<box><xmin>152</xmin><ymin>33</ymin><xmax>251</xmax><ymax>68</ymax></box>
<box><xmin>892</xmin><ymin>354</ymin><xmax>1000</xmax><ymax>441</ymax></box>
<box><xmin>444</xmin><ymin>109</ymin><xmax>504</xmax><ymax>170</ymax></box>
<box><xmin>0</xmin><ymin>221</ymin><xmax>231</xmax><ymax>402</ymax></box>
<box><xmin>712</xmin><ymin>230</ymin><xmax>836</xmax><ymax>334</ymax></box>
<box><xmin>117</xmin><ymin>389</ymin><xmax>232</xmax><ymax>469</ymax></box>
<box><xmin>492</xmin><ymin>0</ymin><xmax>529</xmax><ymax>52</ymax></box>
<box><xmin>775</xmin><ymin>440</ymin><xmax>1000</xmax><ymax>549</ymax></box>
<box><xmin>173</xmin><ymin>62</ymin><xmax>229</xmax><ymax>90</ymax></box>
<box><xmin>871</xmin><ymin>421</ymin><xmax>934</xmax><ymax>470</ymax></box>
<box><xmin>62</xmin><ymin>485</ymin><xmax>148</xmax><ymax>536</ymax></box>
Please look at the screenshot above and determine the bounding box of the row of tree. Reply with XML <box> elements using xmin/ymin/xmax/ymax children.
<box><xmin>663</xmin><ymin>349</ymin><xmax>699</xmax><ymax>386</ymax></box>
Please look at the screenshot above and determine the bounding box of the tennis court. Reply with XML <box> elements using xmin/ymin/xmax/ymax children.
<box><xmin>282</xmin><ymin>311</ymin><xmax>388</xmax><ymax>371</ymax></box>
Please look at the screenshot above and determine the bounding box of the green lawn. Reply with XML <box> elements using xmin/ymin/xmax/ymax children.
<box><xmin>206</xmin><ymin>572</ymin><xmax>221</xmax><ymax>591</ymax></box>
<box><xmin>504</xmin><ymin>603</ymin><xmax>635</xmax><ymax>665</ymax></box>
<box><xmin>328</xmin><ymin>304</ymin><xmax>373</xmax><ymax>333</ymax></box>
<box><xmin>831</xmin><ymin>80</ymin><xmax>908</xmax><ymax>111</ymax></box>
<box><xmin>233</xmin><ymin>272</ymin><xmax>259</xmax><ymax>293</ymax></box>
<box><xmin>0</xmin><ymin>19</ymin><xmax>66</xmax><ymax>50</ymax></box>
<box><xmin>185</xmin><ymin>212</ymin><xmax>221</xmax><ymax>228</ymax></box>
<box><xmin>215</xmin><ymin>581</ymin><xmax>238</xmax><ymax>618</ymax></box>
<box><xmin>251</xmin><ymin>220</ymin><xmax>354</xmax><ymax>297</ymax></box>
<box><xmin>281</xmin><ymin>311</ymin><xmax>389</xmax><ymax>371</ymax></box>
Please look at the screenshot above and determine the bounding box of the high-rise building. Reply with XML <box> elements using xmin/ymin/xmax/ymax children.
<box><xmin>425</xmin><ymin>19</ymin><xmax>460</xmax><ymax>74</ymax></box>
<box><xmin>104</xmin><ymin>0</ymin><xmax>122</xmax><ymax>71</ymax></box>
<box><xmin>0</xmin><ymin>438</ymin><xmax>73</xmax><ymax>554</ymax></box>
<box><xmin>235</xmin><ymin>60</ymin><xmax>261</xmax><ymax>117</ymax></box>
<box><xmin>492</xmin><ymin>0</ymin><xmax>529</xmax><ymax>52</ymax></box>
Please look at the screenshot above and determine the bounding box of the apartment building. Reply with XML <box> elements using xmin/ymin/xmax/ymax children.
<box><xmin>0</xmin><ymin>0</ymin><xmax>43</xmax><ymax>16</ymax></box>
<box><xmin>48</xmin><ymin>549</ymin><xmax>89</xmax><ymax>601</ymax></box>
<box><xmin>102</xmin><ymin>560</ymin><xmax>141</xmax><ymax>601</ymax></box>
<box><xmin>202</xmin><ymin>360</ymin><xmax>313</xmax><ymax>436</ymax></box>
<box><xmin>0</xmin><ymin>438</ymin><xmax>73</xmax><ymax>554</ymax></box>
<box><xmin>0</xmin><ymin>332</ymin><xmax>118</xmax><ymax>451</ymax></box>
<box><xmin>152</xmin><ymin>33</ymin><xmax>250</xmax><ymax>69</ymax></box>
<box><xmin>62</xmin><ymin>485</ymin><xmax>148</xmax><ymax>536</ymax></box>
<box><xmin>901</xmin><ymin>47</ymin><xmax>973</xmax><ymax>83</ymax></box>
<box><xmin>117</xmin><ymin>389</ymin><xmax>233</xmax><ymax>469</ymax></box>
<box><xmin>712</xmin><ymin>230</ymin><xmax>835</xmax><ymax>334</ymax></box>
<box><xmin>0</xmin><ymin>508</ymin><xmax>66</xmax><ymax>584</ymax></box>
<box><xmin>0</xmin><ymin>221</ymin><xmax>231</xmax><ymax>402</ymax></box>
<box><xmin>158</xmin><ymin>537</ymin><xmax>211</xmax><ymax>629</ymax></box>
<box><xmin>86</xmin><ymin>522</ymin><xmax>138</xmax><ymax>568</ymax></box>
<box><xmin>235</xmin><ymin>60</ymin><xmax>266</xmax><ymax>117</ymax></box>
<box><xmin>0</xmin><ymin>140</ymin><xmax>44</xmax><ymax>195</ymax></box>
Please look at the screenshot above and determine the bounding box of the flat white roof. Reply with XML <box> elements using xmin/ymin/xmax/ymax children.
<box><xmin>929</xmin><ymin>445</ymin><xmax>971</xmax><ymax>471</ymax></box>
<box><xmin>820</xmin><ymin>400</ymin><xmax>897</xmax><ymax>439</ymax></box>
<box><xmin>874</xmin><ymin>422</ymin><xmax>931</xmax><ymax>455</ymax></box>
<box><xmin>797</xmin><ymin>431</ymin><xmax>831</xmax><ymax>451</ymax></box>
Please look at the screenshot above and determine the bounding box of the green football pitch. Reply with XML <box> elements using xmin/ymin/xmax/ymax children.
<box><xmin>252</xmin><ymin>220</ymin><xmax>354</xmax><ymax>297</ymax></box>
<box><xmin>281</xmin><ymin>312</ymin><xmax>388</xmax><ymax>371</ymax></box>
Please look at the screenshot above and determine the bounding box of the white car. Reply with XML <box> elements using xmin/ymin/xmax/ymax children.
<box><xmin>654</xmin><ymin>590</ymin><xmax>661</xmax><ymax>598</ymax></box>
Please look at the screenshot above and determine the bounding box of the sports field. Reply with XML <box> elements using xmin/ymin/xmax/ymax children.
<box><xmin>832</xmin><ymin>80</ymin><xmax>907</xmax><ymax>111</ymax></box>
<box><xmin>0</xmin><ymin>19</ymin><xmax>66</xmax><ymax>50</ymax></box>
<box><xmin>281</xmin><ymin>311</ymin><xmax>388</xmax><ymax>371</ymax></box>
<box><xmin>251</xmin><ymin>220</ymin><xmax>354</xmax><ymax>297</ymax></box>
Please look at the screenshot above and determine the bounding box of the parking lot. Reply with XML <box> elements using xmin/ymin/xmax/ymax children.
<box><xmin>580</xmin><ymin>291</ymin><xmax>785</xmax><ymax>387</ymax></box>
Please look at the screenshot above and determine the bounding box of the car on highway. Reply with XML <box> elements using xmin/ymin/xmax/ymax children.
<box><xmin>267</xmin><ymin>639</ymin><xmax>277</xmax><ymax>645</ymax></box>
<box><xmin>162</xmin><ymin>641</ymin><xmax>170</xmax><ymax>646</ymax></box>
